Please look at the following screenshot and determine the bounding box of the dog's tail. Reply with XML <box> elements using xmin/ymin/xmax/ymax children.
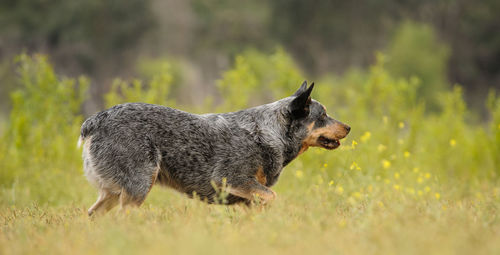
<box><xmin>78</xmin><ymin>112</ymin><xmax>106</xmax><ymax>148</ymax></box>
<box><xmin>77</xmin><ymin>136</ymin><xmax>84</xmax><ymax>148</ymax></box>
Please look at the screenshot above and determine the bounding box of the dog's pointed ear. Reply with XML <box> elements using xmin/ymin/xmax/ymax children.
<box><xmin>293</xmin><ymin>80</ymin><xmax>308</xmax><ymax>96</ymax></box>
<box><xmin>289</xmin><ymin>82</ymin><xmax>314</xmax><ymax>118</ymax></box>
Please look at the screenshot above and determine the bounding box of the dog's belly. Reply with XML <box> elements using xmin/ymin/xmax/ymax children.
<box><xmin>155</xmin><ymin>166</ymin><xmax>215</xmax><ymax>198</ymax></box>
<box><xmin>155</xmin><ymin>167</ymin><xmax>249</xmax><ymax>204</ymax></box>
<box><xmin>156</xmin><ymin>168</ymin><xmax>186</xmax><ymax>192</ymax></box>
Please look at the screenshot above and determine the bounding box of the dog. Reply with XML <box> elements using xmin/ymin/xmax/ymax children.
<box><xmin>78</xmin><ymin>81</ymin><xmax>350</xmax><ymax>215</ymax></box>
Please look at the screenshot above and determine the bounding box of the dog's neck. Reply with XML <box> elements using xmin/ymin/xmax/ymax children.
<box><xmin>220</xmin><ymin>98</ymin><xmax>308</xmax><ymax>173</ymax></box>
<box><xmin>253</xmin><ymin>116</ymin><xmax>306</xmax><ymax>171</ymax></box>
<box><xmin>234</xmin><ymin>106</ymin><xmax>306</xmax><ymax>166</ymax></box>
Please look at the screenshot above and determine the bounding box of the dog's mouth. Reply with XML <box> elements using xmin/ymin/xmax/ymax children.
<box><xmin>318</xmin><ymin>136</ymin><xmax>340</xmax><ymax>150</ymax></box>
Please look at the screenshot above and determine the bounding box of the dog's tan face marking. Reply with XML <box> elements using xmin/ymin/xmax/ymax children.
<box><xmin>311</xmin><ymin>123</ymin><xmax>349</xmax><ymax>142</ymax></box>
<box><xmin>298</xmin><ymin>122</ymin><xmax>315</xmax><ymax>155</ymax></box>
<box><xmin>300</xmin><ymin>118</ymin><xmax>350</xmax><ymax>152</ymax></box>
<box><xmin>255</xmin><ymin>166</ymin><xmax>267</xmax><ymax>185</ymax></box>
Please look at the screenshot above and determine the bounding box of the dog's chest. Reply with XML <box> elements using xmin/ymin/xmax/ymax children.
<box><xmin>260</xmin><ymin>166</ymin><xmax>283</xmax><ymax>187</ymax></box>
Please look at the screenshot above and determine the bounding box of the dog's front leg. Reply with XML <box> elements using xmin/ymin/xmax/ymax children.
<box><xmin>225</xmin><ymin>178</ymin><xmax>277</xmax><ymax>204</ymax></box>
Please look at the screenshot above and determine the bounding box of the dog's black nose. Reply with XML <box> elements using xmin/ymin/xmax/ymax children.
<box><xmin>345</xmin><ymin>125</ymin><xmax>351</xmax><ymax>133</ymax></box>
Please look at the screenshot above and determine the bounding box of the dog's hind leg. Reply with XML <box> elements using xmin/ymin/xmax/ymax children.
<box><xmin>88</xmin><ymin>190</ymin><xmax>120</xmax><ymax>216</ymax></box>
<box><xmin>119</xmin><ymin>166</ymin><xmax>160</xmax><ymax>212</ymax></box>
<box><xmin>118</xmin><ymin>189</ymin><xmax>144</xmax><ymax>212</ymax></box>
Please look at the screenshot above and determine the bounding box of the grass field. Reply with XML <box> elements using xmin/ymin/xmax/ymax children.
<box><xmin>1</xmin><ymin>158</ymin><xmax>500</xmax><ymax>255</ymax></box>
<box><xmin>1</xmin><ymin>53</ymin><xmax>499</xmax><ymax>254</ymax></box>
<box><xmin>1</xmin><ymin>182</ymin><xmax>500</xmax><ymax>255</ymax></box>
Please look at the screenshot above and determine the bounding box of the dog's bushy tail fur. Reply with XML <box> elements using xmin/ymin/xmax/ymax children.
<box><xmin>77</xmin><ymin>111</ymin><xmax>107</xmax><ymax>148</ymax></box>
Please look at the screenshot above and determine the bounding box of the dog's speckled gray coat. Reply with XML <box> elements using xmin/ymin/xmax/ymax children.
<box><xmin>80</xmin><ymin>82</ymin><xmax>349</xmax><ymax>205</ymax></box>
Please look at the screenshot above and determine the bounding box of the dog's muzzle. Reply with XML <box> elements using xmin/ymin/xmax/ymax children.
<box><xmin>318</xmin><ymin>136</ymin><xmax>340</xmax><ymax>150</ymax></box>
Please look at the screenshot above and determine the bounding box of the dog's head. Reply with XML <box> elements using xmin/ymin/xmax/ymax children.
<box><xmin>287</xmin><ymin>81</ymin><xmax>350</xmax><ymax>152</ymax></box>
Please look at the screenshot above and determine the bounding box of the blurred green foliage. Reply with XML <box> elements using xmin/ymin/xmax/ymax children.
<box><xmin>387</xmin><ymin>21</ymin><xmax>450</xmax><ymax>109</ymax></box>
<box><xmin>2</xmin><ymin>0</ymin><xmax>499</xmax><ymax>115</ymax></box>
<box><xmin>0</xmin><ymin>54</ymin><xmax>88</xmax><ymax>204</ymax></box>
<box><xmin>216</xmin><ymin>48</ymin><xmax>303</xmax><ymax>110</ymax></box>
<box><xmin>105</xmin><ymin>60</ymin><xmax>176</xmax><ymax>108</ymax></box>
<box><xmin>486</xmin><ymin>91</ymin><xmax>500</xmax><ymax>170</ymax></box>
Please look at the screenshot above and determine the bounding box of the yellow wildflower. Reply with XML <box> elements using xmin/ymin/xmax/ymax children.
<box><xmin>377</xmin><ymin>144</ymin><xmax>387</xmax><ymax>152</ymax></box>
<box><xmin>417</xmin><ymin>190</ymin><xmax>423</xmax><ymax>196</ymax></box>
<box><xmin>398</xmin><ymin>122</ymin><xmax>405</xmax><ymax>129</ymax></box>
<box><xmin>435</xmin><ymin>193</ymin><xmax>441</xmax><ymax>199</ymax></box>
<box><xmin>295</xmin><ymin>170</ymin><xmax>303</xmax><ymax>179</ymax></box>
<box><xmin>449</xmin><ymin>139</ymin><xmax>456</xmax><ymax>147</ymax></box>
<box><xmin>413</xmin><ymin>167</ymin><xmax>419</xmax><ymax>173</ymax></box>
<box><xmin>360</xmin><ymin>131</ymin><xmax>371</xmax><ymax>143</ymax></box>
<box><xmin>417</xmin><ymin>177</ymin><xmax>423</xmax><ymax>184</ymax></box>
<box><xmin>425</xmin><ymin>173</ymin><xmax>431</xmax><ymax>179</ymax></box>
<box><xmin>425</xmin><ymin>186</ymin><xmax>431</xmax><ymax>193</ymax></box>
<box><xmin>394</xmin><ymin>172</ymin><xmax>400</xmax><ymax>179</ymax></box>
<box><xmin>393</xmin><ymin>184</ymin><xmax>400</xmax><ymax>191</ymax></box>
<box><xmin>475</xmin><ymin>192</ymin><xmax>483</xmax><ymax>199</ymax></box>
<box><xmin>350</xmin><ymin>162</ymin><xmax>361</xmax><ymax>171</ymax></box>
<box><xmin>351</xmin><ymin>140</ymin><xmax>358</xmax><ymax>149</ymax></box>
<box><xmin>338</xmin><ymin>219</ymin><xmax>346</xmax><ymax>227</ymax></box>
<box><xmin>378</xmin><ymin>201</ymin><xmax>385</xmax><ymax>208</ymax></box>
<box><xmin>328</xmin><ymin>180</ymin><xmax>334</xmax><ymax>186</ymax></box>
<box><xmin>404</xmin><ymin>151</ymin><xmax>410</xmax><ymax>158</ymax></box>
<box><xmin>353</xmin><ymin>192</ymin><xmax>362</xmax><ymax>199</ymax></box>
<box><xmin>382</xmin><ymin>159</ymin><xmax>391</xmax><ymax>169</ymax></box>
<box><xmin>323</xmin><ymin>163</ymin><xmax>328</xmax><ymax>168</ymax></box>
<box><xmin>336</xmin><ymin>186</ymin><xmax>344</xmax><ymax>195</ymax></box>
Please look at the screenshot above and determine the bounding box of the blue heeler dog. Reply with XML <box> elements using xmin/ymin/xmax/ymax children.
<box><xmin>78</xmin><ymin>81</ymin><xmax>350</xmax><ymax>216</ymax></box>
